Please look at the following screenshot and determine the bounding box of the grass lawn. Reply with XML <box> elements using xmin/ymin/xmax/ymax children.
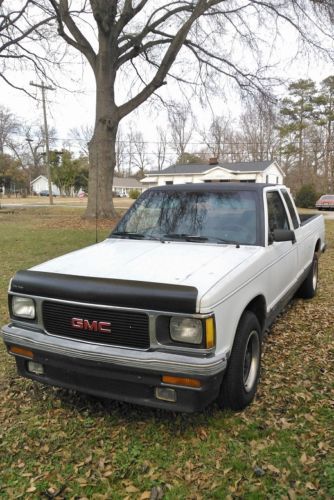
<box><xmin>0</xmin><ymin>207</ymin><xmax>333</xmax><ymax>499</ymax></box>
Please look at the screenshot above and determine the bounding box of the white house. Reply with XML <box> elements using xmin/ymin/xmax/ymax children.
<box><xmin>141</xmin><ymin>159</ymin><xmax>285</xmax><ymax>188</ymax></box>
<box><xmin>113</xmin><ymin>177</ymin><xmax>145</xmax><ymax>197</ymax></box>
<box><xmin>31</xmin><ymin>175</ymin><xmax>145</xmax><ymax>197</ymax></box>
<box><xmin>31</xmin><ymin>175</ymin><xmax>60</xmax><ymax>195</ymax></box>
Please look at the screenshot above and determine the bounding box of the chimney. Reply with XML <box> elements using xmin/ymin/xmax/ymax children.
<box><xmin>209</xmin><ymin>157</ymin><xmax>218</xmax><ymax>165</ymax></box>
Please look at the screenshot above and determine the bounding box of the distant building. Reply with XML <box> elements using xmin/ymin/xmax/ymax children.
<box><xmin>141</xmin><ymin>159</ymin><xmax>285</xmax><ymax>188</ymax></box>
<box><xmin>30</xmin><ymin>175</ymin><xmax>60</xmax><ymax>195</ymax></box>
<box><xmin>31</xmin><ymin>175</ymin><xmax>144</xmax><ymax>197</ymax></box>
<box><xmin>113</xmin><ymin>177</ymin><xmax>144</xmax><ymax>197</ymax></box>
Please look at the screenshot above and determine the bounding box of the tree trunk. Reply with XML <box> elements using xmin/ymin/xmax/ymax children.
<box><xmin>85</xmin><ymin>123</ymin><xmax>118</xmax><ymax>218</ymax></box>
<box><xmin>84</xmin><ymin>39</ymin><xmax>119</xmax><ymax>219</ymax></box>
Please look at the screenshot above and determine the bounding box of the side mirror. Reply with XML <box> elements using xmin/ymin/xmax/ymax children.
<box><xmin>270</xmin><ymin>229</ymin><xmax>296</xmax><ymax>244</ymax></box>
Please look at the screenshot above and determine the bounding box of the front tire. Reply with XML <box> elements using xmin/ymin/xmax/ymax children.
<box><xmin>298</xmin><ymin>254</ymin><xmax>318</xmax><ymax>299</ymax></box>
<box><xmin>219</xmin><ymin>311</ymin><xmax>262</xmax><ymax>411</ymax></box>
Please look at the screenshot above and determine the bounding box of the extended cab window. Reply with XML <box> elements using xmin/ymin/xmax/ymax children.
<box><xmin>266</xmin><ymin>191</ymin><xmax>289</xmax><ymax>234</ymax></box>
<box><xmin>281</xmin><ymin>190</ymin><xmax>299</xmax><ymax>229</ymax></box>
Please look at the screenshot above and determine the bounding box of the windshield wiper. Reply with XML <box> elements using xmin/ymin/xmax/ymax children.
<box><xmin>163</xmin><ymin>233</ymin><xmax>209</xmax><ymax>243</ymax></box>
<box><xmin>163</xmin><ymin>233</ymin><xmax>240</xmax><ymax>247</ymax></box>
<box><xmin>111</xmin><ymin>231</ymin><xmax>163</xmax><ymax>241</ymax></box>
<box><xmin>206</xmin><ymin>237</ymin><xmax>240</xmax><ymax>247</ymax></box>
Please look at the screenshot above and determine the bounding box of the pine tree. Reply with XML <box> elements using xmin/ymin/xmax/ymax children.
<box><xmin>316</xmin><ymin>76</ymin><xmax>334</xmax><ymax>191</ymax></box>
<box><xmin>279</xmin><ymin>79</ymin><xmax>317</xmax><ymax>186</ymax></box>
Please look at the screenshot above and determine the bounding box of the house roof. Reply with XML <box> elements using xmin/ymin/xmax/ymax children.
<box><xmin>113</xmin><ymin>177</ymin><xmax>143</xmax><ymax>188</ymax></box>
<box><xmin>30</xmin><ymin>175</ymin><xmax>48</xmax><ymax>185</ymax></box>
<box><xmin>147</xmin><ymin>160</ymin><xmax>274</xmax><ymax>176</ymax></box>
<box><xmin>149</xmin><ymin>182</ymin><xmax>276</xmax><ymax>193</ymax></box>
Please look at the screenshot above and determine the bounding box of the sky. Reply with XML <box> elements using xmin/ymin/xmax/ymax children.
<box><xmin>1</xmin><ymin>3</ymin><xmax>333</xmax><ymax>165</ymax></box>
<box><xmin>2</xmin><ymin>55</ymin><xmax>331</xmax><ymax>152</ymax></box>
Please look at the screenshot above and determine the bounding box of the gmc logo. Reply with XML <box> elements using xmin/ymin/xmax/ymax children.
<box><xmin>71</xmin><ymin>317</ymin><xmax>111</xmax><ymax>334</ymax></box>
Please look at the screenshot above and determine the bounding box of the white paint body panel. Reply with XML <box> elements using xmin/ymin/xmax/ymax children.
<box><xmin>30</xmin><ymin>214</ymin><xmax>325</xmax><ymax>356</ymax></box>
<box><xmin>31</xmin><ymin>239</ymin><xmax>262</xmax><ymax>312</ymax></box>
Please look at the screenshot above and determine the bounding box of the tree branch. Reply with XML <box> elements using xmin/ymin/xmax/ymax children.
<box><xmin>116</xmin><ymin>0</ymin><xmax>149</xmax><ymax>37</ymax></box>
<box><xmin>117</xmin><ymin>38</ymin><xmax>171</xmax><ymax>69</ymax></box>
<box><xmin>0</xmin><ymin>14</ymin><xmax>55</xmax><ymax>53</ymax></box>
<box><xmin>118</xmin><ymin>4</ymin><xmax>194</xmax><ymax>56</ymax></box>
<box><xmin>118</xmin><ymin>0</ymin><xmax>222</xmax><ymax>119</ymax></box>
<box><xmin>48</xmin><ymin>0</ymin><xmax>97</xmax><ymax>70</ymax></box>
<box><xmin>0</xmin><ymin>72</ymin><xmax>33</xmax><ymax>96</ymax></box>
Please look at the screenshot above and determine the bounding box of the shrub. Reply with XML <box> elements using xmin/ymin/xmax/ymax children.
<box><xmin>128</xmin><ymin>189</ymin><xmax>141</xmax><ymax>199</ymax></box>
<box><xmin>295</xmin><ymin>184</ymin><xmax>319</xmax><ymax>208</ymax></box>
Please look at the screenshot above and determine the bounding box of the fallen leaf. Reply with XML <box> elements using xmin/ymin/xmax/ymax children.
<box><xmin>139</xmin><ymin>492</ymin><xmax>151</xmax><ymax>500</ymax></box>
<box><xmin>125</xmin><ymin>485</ymin><xmax>139</xmax><ymax>493</ymax></box>
<box><xmin>266</xmin><ymin>464</ymin><xmax>280</xmax><ymax>475</ymax></box>
<box><xmin>26</xmin><ymin>486</ymin><xmax>36</xmax><ymax>493</ymax></box>
<box><xmin>306</xmin><ymin>482</ymin><xmax>317</xmax><ymax>491</ymax></box>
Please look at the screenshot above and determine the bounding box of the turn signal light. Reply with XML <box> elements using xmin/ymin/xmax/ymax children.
<box><xmin>162</xmin><ymin>375</ymin><xmax>202</xmax><ymax>388</ymax></box>
<box><xmin>9</xmin><ymin>345</ymin><xmax>33</xmax><ymax>359</ymax></box>
<box><xmin>205</xmin><ymin>317</ymin><xmax>215</xmax><ymax>349</ymax></box>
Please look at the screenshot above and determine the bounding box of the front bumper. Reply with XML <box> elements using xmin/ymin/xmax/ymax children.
<box><xmin>1</xmin><ymin>324</ymin><xmax>228</xmax><ymax>412</ymax></box>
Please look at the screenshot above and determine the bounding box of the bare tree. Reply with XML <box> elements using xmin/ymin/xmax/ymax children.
<box><xmin>239</xmin><ymin>93</ymin><xmax>279</xmax><ymax>162</ymax></box>
<box><xmin>0</xmin><ymin>106</ymin><xmax>19</xmax><ymax>154</ymax></box>
<box><xmin>115</xmin><ymin>125</ymin><xmax>126</xmax><ymax>177</ymax></box>
<box><xmin>7</xmin><ymin>123</ymin><xmax>57</xmax><ymax>191</ymax></box>
<box><xmin>2</xmin><ymin>0</ymin><xmax>334</xmax><ymax>216</ymax></box>
<box><xmin>0</xmin><ymin>2</ymin><xmax>58</xmax><ymax>94</ymax></box>
<box><xmin>200</xmin><ymin>115</ymin><xmax>233</xmax><ymax>162</ymax></box>
<box><xmin>131</xmin><ymin>130</ymin><xmax>149</xmax><ymax>178</ymax></box>
<box><xmin>69</xmin><ymin>125</ymin><xmax>93</xmax><ymax>156</ymax></box>
<box><xmin>168</xmin><ymin>102</ymin><xmax>193</xmax><ymax>164</ymax></box>
<box><xmin>155</xmin><ymin>126</ymin><xmax>168</xmax><ymax>171</ymax></box>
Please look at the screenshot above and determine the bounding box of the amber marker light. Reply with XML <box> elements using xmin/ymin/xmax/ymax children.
<box><xmin>9</xmin><ymin>346</ymin><xmax>33</xmax><ymax>359</ymax></box>
<box><xmin>162</xmin><ymin>375</ymin><xmax>202</xmax><ymax>388</ymax></box>
<box><xmin>205</xmin><ymin>317</ymin><xmax>215</xmax><ymax>349</ymax></box>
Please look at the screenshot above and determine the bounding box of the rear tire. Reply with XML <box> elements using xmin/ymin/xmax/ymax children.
<box><xmin>218</xmin><ymin>311</ymin><xmax>262</xmax><ymax>411</ymax></box>
<box><xmin>298</xmin><ymin>254</ymin><xmax>318</xmax><ymax>299</ymax></box>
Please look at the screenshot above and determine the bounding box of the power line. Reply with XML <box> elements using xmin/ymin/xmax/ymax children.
<box><xmin>7</xmin><ymin>130</ymin><xmax>334</xmax><ymax>148</ymax></box>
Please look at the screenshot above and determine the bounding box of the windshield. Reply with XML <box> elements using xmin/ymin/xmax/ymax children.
<box><xmin>320</xmin><ymin>195</ymin><xmax>334</xmax><ymax>200</ymax></box>
<box><xmin>111</xmin><ymin>189</ymin><xmax>258</xmax><ymax>245</ymax></box>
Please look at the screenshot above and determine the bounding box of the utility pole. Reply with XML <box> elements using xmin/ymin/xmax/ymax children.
<box><xmin>30</xmin><ymin>81</ymin><xmax>55</xmax><ymax>205</ymax></box>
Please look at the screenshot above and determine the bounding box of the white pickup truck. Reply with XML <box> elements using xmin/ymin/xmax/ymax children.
<box><xmin>1</xmin><ymin>184</ymin><xmax>326</xmax><ymax>412</ymax></box>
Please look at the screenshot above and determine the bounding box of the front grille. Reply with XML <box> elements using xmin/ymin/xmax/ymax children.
<box><xmin>42</xmin><ymin>301</ymin><xmax>150</xmax><ymax>349</ymax></box>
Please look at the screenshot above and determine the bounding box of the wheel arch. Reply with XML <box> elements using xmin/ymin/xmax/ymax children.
<box><xmin>242</xmin><ymin>295</ymin><xmax>266</xmax><ymax>333</ymax></box>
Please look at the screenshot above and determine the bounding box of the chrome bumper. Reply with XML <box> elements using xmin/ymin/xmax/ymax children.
<box><xmin>1</xmin><ymin>324</ymin><xmax>228</xmax><ymax>377</ymax></box>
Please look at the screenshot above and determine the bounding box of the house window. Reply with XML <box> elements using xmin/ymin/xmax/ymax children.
<box><xmin>266</xmin><ymin>175</ymin><xmax>269</xmax><ymax>183</ymax></box>
<box><xmin>165</xmin><ymin>181</ymin><xmax>173</xmax><ymax>185</ymax></box>
<box><xmin>276</xmin><ymin>176</ymin><xmax>279</xmax><ymax>184</ymax></box>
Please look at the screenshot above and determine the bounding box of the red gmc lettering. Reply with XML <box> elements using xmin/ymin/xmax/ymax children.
<box><xmin>71</xmin><ymin>317</ymin><xmax>111</xmax><ymax>333</ymax></box>
<box><xmin>72</xmin><ymin>318</ymin><xmax>83</xmax><ymax>329</ymax></box>
<box><xmin>98</xmin><ymin>321</ymin><xmax>112</xmax><ymax>333</ymax></box>
<box><xmin>83</xmin><ymin>319</ymin><xmax>98</xmax><ymax>331</ymax></box>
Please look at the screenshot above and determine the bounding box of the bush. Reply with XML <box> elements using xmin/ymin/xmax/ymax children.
<box><xmin>128</xmin><ymin>189</ymin><xmax>141</xmax><ymax>199</ymax></box>
<box><xmin>295</xmin><ymin>184</ymin><xmax>319</xmax><ymax>208</ymax></box>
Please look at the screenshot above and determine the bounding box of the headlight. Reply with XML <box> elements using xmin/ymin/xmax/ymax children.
<box><xmin>12</xmin><ymin>296</ymin><xmax>35</xmax><ymax>319</ymax></box>
<box><xmin>170</xmin><ymin>317</ymin><xmax>203</xmax><ymax>344</ymax></box>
